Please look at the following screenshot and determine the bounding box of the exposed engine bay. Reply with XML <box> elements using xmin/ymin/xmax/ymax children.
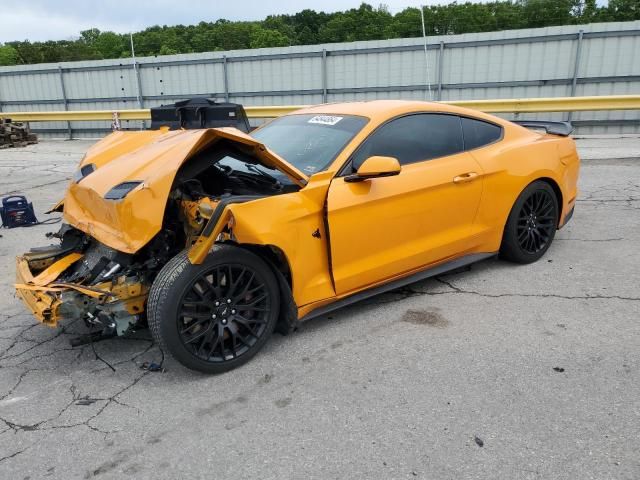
<box><xmin>15</xmin><ymin>140</ymin><xmax>299</xmax><ymax>342</ymax></box>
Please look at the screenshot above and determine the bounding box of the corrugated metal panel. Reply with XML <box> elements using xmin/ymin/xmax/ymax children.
<box><xmin>580</xmin><ymin>35</ymin><xmax>640</xmax><ymax>77</ymax></box>
<box><xmin>231</xmin><ymin>94</ymin><xmax>323</xmax><ymax>106</ymax></box>
<box><xmin>228</xmin><ymin>56</ymin><xmax>322</xmax><ymax>92</ymax></box>
<box><xmin>142</xmin><ymin>62</ymin><xmax>225</xmax><ymax>97</ymax></box>
<box><xmin>63</xmin><ymin>67</ymin><xmax>138</xmax><ymax>99</ymax></box>
<box><xmin>0</xmin><ymin>20</ymin><xmax>638</xmax><ymax>135</ymax></box>
<box><xmin>0</xmin><ymin>72</ymin><xmax>61</xmax><ymax>101</ymax></box>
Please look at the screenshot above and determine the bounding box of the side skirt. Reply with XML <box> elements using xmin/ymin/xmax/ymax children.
<box><xmin>300</xmin><ymin>252</ymin><xmax>496</xmax><ymax>322</ymax></box>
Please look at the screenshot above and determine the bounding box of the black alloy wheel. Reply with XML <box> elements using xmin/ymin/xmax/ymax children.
<box><xmin>500</xmin><ymin>180</ymin><xmax>559</xmax><ymax>264</ymax></box>
<box><xmin>148</xmin><ymin>246</ymin><xmax>280</xmax><ymax>373</ymax></box>
<box><xmin>516</xmin><ymin>189</ymin><xmax>557</xmax><ymax>254</ymax></box>
<box><xmin>178</xmin><ymin>264</ymin><xmax>270</xmax><ymax>363</ymax></box>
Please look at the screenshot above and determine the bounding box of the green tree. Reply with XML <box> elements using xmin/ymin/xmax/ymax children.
<box><xmin>159</xmin><ymin>45</ymin><xmax>178</xmax><ymax>55</ymax></box>
<box><xmin>0</xmin><ymin>44</ymin><xmax>19</xmax><ymax>65</ymax></box>
<box><xmin>213</xmin><ymin>20</ymin><xmax>255</xmax><ymax>50</ymax></box>
<box><xmin>385</xmin><ymin>7</ymin><xmax>422</xmax><ymax>38</ymax></box>
<box><xmin>80</xmin><ymin>28</ymin><xmax>101</xmax><ymax>45</ymax></box>
<box><xmin>607</xmin><ymin>0</ymin><xmax>640</xmax><ymax>21</ymax></box>
<box><xmin>2</xmin><ymin>0</ymin><xmax>639</xmax><ymax>65</ymax></box>
<box><xmin>519</xmin><ymin>0</ymin><xmax>576</xmax><ymax>28</ymax></box>
<box><xmin>250</xmin><ymin>27</ymin><xmax>291</xmax><ymax>48</ymax></box>
<box><xmin>290</xmin><ymin>9</ymin><xmax>332</xmax><ymax>44</ymax></box>
<box><xmin>94</xmin><ymin>32</ymin><xmax>126</xmax><ymax>59</ymax></box>
<box><xmin>319</xmin><ymin>3</ymin><xmax>392</xmax><ymax>42</ymax></box>
<box><xmin>262</xmin><ymin>16</ymin><xmax>297</xmax><ymax>41</ymax></box>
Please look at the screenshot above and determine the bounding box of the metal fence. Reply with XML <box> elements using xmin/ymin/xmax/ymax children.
<box><xmin>0</xmin><ymin>20</ymin><xmax>638</xmax><ymax>137</ymax></box>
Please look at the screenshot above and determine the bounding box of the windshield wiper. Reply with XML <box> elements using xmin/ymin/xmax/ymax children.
<box><xmin>245</xmin><ymin>164</ymin><xmax>281</xmax><ymax>186</ymax></box>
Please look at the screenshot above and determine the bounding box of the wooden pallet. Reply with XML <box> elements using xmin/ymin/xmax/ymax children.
<box><xmin>0</xmin><ymin>118</ymin><xmax>38</xmax><ymax>148</ymax></box>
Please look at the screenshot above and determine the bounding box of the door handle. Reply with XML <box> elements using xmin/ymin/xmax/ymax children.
<box><xmin>453</xmin><ymin>172</ymin><xmax>478</xmax><ymax>184</ymax></box>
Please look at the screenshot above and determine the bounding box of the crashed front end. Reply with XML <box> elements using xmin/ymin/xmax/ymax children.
<box><xmin>16</xmin><ymin>246</ymin><xmax>148</xmax><ymax>333</ymax></box>
<box><xmin>13</xmin><ymin>126</ymin><xmax>307</xmax><ymax>338</ymax></box>
<box><xmin>15</xmin><ymin>194</ymin><xmax>224</xmax><ymax>338</ymax></box>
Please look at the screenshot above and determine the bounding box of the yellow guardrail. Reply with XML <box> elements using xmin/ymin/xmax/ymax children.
<box><xmin>2</xmin><ymin>95</ymin><xmax>639</xmax><ymax>122</ymax></box>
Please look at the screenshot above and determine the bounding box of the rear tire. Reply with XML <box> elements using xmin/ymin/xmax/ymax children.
<box><xmin>148</xmin><ymin>245</ymin><xmax>280</xmax><ymax>374</ymax></box>
<box><xmin>500</xmin><ymin>180</ymin><xmax>559</xmax><ymax>264</ymax></box>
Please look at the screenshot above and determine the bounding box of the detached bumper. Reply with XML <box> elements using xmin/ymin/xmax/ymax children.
<box><xmin>15</xmin><ymin>257</ymin><xmax>63</xmax><ymax>326</ymax></box>
<box><xmin>14</xmin><ymin>253</ymin><xmax>101</xmax><ymax>327</ymax></box>
<box><xmin>15</xmin><ymin>252</ymin><xmax>148</xmax><ymax>330</ymax></box>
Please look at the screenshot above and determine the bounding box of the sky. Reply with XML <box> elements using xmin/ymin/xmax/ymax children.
<box><xmin>0</xmin><ymin>0</ymin><xmax>446</xmax><ymax>43</ymax></box>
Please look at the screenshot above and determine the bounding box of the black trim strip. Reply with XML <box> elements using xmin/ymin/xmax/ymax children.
<box><xmin>200</xmin><ymin>195</ymin><xmax>264</xmax><ymax>237</ymax></box>
<box><xmin>560</xmin><ymin>206</ymin><xmax>575</xmax><ymax>228</ymax></box>
<box><xmin>300</xmin><ymin>252</ymin><xmax>496</xmax><ymax>322</ymax></box>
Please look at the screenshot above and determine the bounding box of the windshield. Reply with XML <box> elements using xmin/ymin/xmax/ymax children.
<box><xmin>251</xmin><ymin>114</ymin><xmax>368</xmax><ymax>176</ymax></box>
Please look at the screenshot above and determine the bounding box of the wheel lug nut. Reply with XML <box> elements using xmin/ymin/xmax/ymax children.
<box><xmin>212</xmin><ymin>314</ymin><xmax>217</xmax><ymax>319</ymax></box>
<box><xmin>215</xmin><ymin>301</ymin><xmax>220</xmax><ymax>306</ymax></box>
<box><xmin>226</xmin><ymin>299</ymin><xmax>232</xmax><ymax>304</ymax></box>
<box><xmin>231</xmin><ymin>309</ymin><xmax>236</xmax><ymax>314</ymax></box>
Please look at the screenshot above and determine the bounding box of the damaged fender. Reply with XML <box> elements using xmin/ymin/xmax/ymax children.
<box><xmin>64</xmin><ymin>128</ymin><xmax>308</xmax><ymax>254</ymax></box>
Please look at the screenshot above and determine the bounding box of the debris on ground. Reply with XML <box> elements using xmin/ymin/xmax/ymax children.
<box><xmin>141</xmin><ymin>361</ymin><xmax>165</xmax><ymax>373</ymax></box>
<box><xmin>0</xmin><ymin>118</ymin><xmax>38</xmax><ymax>148</ymax></box>
<box><xmin>474</xmin><ymin>435</ymin><xmax>484</xmax><ymax>447</ymax></box>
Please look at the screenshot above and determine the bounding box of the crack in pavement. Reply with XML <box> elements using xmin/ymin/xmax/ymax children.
<box><xmin>0</xmin><ymin>149</ymin><xmax>638</xmax><ymax>475</ymax></box>
<box><xmin>0</xmin><ymin>319</ymin><xmax>80</xmax><ymax>362</ymax></box>
<box><xmin>0</xmin><ymin>446</ymin><xmax>29</xmax><ymax>464</ymax></box>
<box><xmin>555</xmin><ymin>237</ymin><xmax>625</xmax><ymax>242</ymax></box>
<box><xmin>0</xmin><ymin>371</ymin><xmax>149</xmax><ymax>438</ymax></box>
<box><xmin>432</xmin><ymin>277</ymin><xmax>640</xmax><ymax>302</ymax></box>
<box><xmin>0</xmin><ymin>177</ymin><xmax>71</xmax><ymax>197</ymax></box>
<box><xmin>369</xmin><ymin>276</ymin><xmax>640</xmax><ymax>307</ymax></box>
<box><xmin>0</xmin><ymin>370</ymin><xmax>31</xmax><ymax>402</ymax></box>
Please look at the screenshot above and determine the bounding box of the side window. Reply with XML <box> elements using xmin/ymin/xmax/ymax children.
<box><xmin>351</xmin><ymin>114</ymin><xmax>464</xmax><ymax>170</ymax></box>
<box><xmin>461</xmin><ymin>117</ymin><xmax>502</xmax><ymax>150</ymax></box>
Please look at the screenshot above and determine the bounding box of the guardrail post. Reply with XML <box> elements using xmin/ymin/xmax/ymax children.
<box><xmin>437</xmin><ymin>41</ymin><xmax>445</xmax><ymax>101</ymax></box>
<box><xmin>322</xmin><ymin>49</ymin><xmax>328</xmax><ymax>103</ymax></box>
<box><xmin>568</xmin><ymin>29</ymin><xmax>584</xmax><ymax>122</ymax></box>
<box><xmin>223</xmin><ymin>56</ymin><xmax>230</xmax><ymax>102</ymax></box>
<box><xmin>132</xmin><ymin>59</ymin><xmax>144</xmax><ymax>129</ymax></box>
<box><xmin>57</xmin><ymin>66</ymin><xmax>72</xmax><ymax>139</ymax></box>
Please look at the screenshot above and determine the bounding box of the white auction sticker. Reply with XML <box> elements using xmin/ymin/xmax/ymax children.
<box><xmin>308</xmin><ymin>115</ymin><xmax>343</xmax><ymax>126</ymax></box>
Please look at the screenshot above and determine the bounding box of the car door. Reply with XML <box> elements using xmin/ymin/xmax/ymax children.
<box><xmin>326</xmin><ymin>113</ymin><xmax>484</xmax><ymax>295</ymax></box>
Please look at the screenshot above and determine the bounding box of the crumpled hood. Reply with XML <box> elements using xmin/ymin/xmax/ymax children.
<box><xmin>63</xmin><ymin>128</ymin><xmax>308</xmax><ymax>253</ymax></box>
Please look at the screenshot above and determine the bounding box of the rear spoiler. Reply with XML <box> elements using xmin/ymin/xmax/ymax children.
<box><xmin>512</xmin><ymin>120</ymin><xmax>573</xmax><ymax>136</ymax></box>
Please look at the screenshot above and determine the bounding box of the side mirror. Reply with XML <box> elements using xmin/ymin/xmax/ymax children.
<box><xmin>345</xmin><ymin>156</ymin><xmax>401</xmax><ymax>183</ymax></box>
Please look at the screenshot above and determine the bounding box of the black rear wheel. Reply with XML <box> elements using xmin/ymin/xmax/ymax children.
<box><xmin>500</xmin><ymin>181</ymin><xmax>559</xmax><ymax>264</ymax></box>
<box><xmin>148</xmin><ymin>245</ymin><xmax>279</xmax><ymax>373</ymax></box>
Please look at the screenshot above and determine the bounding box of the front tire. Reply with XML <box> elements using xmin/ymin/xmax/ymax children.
<box><xmin>500</xmin><ymin>180</ymin><xmax>559</xmax><ymax>264</ymax></box>
<box><xmin>148</xmin><ymin>245</ymin><xmax>280</xmax><ymax>374</ymax></box>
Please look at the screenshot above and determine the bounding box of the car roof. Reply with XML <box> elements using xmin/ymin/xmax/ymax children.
<box><xmin>291</xmin><ymin>99</ymin><xmax>507</xmax><ymax>126</ymax></box>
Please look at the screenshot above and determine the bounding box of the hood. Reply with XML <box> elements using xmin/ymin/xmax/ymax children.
<box><xmin>63</xmin><ymin>128</ymin><xmax>308</xmax><ymax>253</ymax></box>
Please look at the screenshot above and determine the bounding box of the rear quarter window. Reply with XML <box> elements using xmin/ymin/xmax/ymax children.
<box><xmin>461</xmin><ymin>117</ymin><xmax>502</xmax><ymax>150</ymax></box>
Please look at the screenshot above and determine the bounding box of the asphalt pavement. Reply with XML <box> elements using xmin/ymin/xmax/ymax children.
<box><xmin>0</xmin><ymin>137</ymin><xmax>638</xmax><ymax>479</ymax></box>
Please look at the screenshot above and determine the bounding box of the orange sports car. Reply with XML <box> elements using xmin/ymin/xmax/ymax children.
<box><xmin>15</xmin><ymin>100</ymin><xmax>580</xmax><ymax>373</ymax></box>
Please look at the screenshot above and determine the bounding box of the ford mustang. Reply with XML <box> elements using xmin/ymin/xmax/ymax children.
<box><xmin>14</xmin><ymin>100</ymin><xmax>580</xmax><ymax>373</ymax></box>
